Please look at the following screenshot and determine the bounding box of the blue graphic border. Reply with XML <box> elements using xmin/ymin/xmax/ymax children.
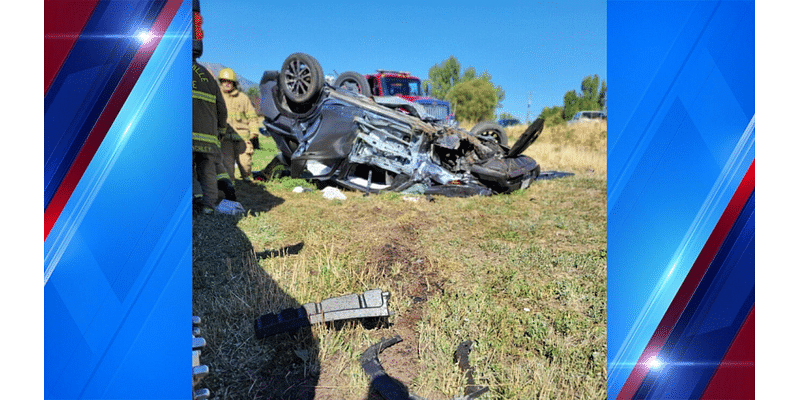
<box><xmin>43</xmin><ymin>1</ymin><xmax>191</xmax><ymax>398</ymax></box>
<box><xmin>607</xmin><ymin>1</ymin><xmax>754</xmax><ymax>397</ymax></box>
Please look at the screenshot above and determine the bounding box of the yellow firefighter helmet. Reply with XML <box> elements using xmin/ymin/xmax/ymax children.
<box><xmin>218</xmin><ymin>68</ymin><xmax>237</xmax><ymax>83</ymax></box>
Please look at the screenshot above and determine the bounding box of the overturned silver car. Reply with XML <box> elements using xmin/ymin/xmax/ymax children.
<box><xmin>257</xmin><ymin>53</ymin><xmax>544</xmax><ymax>197</ymax></box>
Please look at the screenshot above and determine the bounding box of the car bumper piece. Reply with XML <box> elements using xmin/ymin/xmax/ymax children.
<box><xmin>254</xmin><ymin>289</ymin><xmax>392</xmax><ymax>338</ymax></box>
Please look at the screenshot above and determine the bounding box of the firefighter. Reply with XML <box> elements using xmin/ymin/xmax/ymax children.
<box><xmin>192</xmin><ymin>0</ymin><xmax>227</xmax><ymax>214</ymax></box>
<box><xmin>216</xmin><ymin>159</ymin><xmax>236</xmax><ymax>201</ymax></box>
<box><xmin>218</xmin><ymin>68</ymin><xmax>260</xmax><ymax>181</ymax></box>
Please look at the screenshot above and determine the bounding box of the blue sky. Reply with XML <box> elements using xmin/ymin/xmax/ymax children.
<box><xmin>199</xmin><ymin>0</ymin><xmax>606</xmax><ymax>122</ymax></box>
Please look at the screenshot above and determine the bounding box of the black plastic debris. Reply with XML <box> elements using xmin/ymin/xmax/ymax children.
<box><xmin>255</xmin><ymin>289</ymin><xmax>391</xmax><ymax>338</ymax></box>
<box><xmin>361</xmin><ymin>336</ymin><xmax>489</xmax><ymax>400</ymax></box>
<box><xmin>535</xmin><ymin>171</ymin><xmax>575</xmax><ymax>180</ymax></box>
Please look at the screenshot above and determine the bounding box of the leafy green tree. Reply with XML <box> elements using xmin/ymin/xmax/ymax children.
<box><xmin>563</xmin><ymin>89</ymin><xmax>580</xmax><ymax>121</ymax></box>
<box><xmin>581</xmin><ymin>75</ymin><xmax>599</xmax><ymax>102</ymax></box>
<box><xmin>427</xmin><ymin>56</ymin><xmax>461</xmax><ymax>100</ymax></box>
<box><xmin>462</xmin><ymin>66</ymin><xmax>477</xmax><ymax>81</ymax></box>
<box><xmin>476</xmin><ymin>70</ymin><xmax>505</xmax><ymax>109</ymax></box>
<box><xmin>539</xmin><ymin>106</ymin><xmax>565</xmax><ymax>126</ymax></box>
<box><xmin>428</xmin><ymin>56</ymin><xmax>504</xmax><ymax>122</ymax></box>
<box><xmin>446</xmin><ymin>79</ymin><xmax>497</xmax><ymax>123</ymax></box>
<box><xmin>246</xmin><ymin>85</ymin><xmax>259</xmax><ymax>99</ymax></box>
<box><xmin>598</xmin><ymin>80</ymin><xmax>607</xmax><ymax>108</ymax></box>
<box><xmin>563</xmin><ymin>74</ymin><xmax>606</xmax><ymax>120</ymax></box>
<box><xmin>498</xmin><ymin>112</ymin><xmax>518</xmax><ymax>121</ymax></box>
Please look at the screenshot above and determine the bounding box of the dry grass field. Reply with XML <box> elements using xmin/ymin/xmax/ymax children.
<box><xmin>193</xmin><ymin>120</ymin><xmax>607</xmax><ymax>399</ymax></box>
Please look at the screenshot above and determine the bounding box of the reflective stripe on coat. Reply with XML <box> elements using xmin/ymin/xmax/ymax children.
<box><xmin>193</xmin><ymin>62</ymin><xmax>227</xmax><ymax>153</ymax></box>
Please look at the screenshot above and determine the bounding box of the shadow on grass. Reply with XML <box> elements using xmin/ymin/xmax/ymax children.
<box><xmin>256</xmin><ymin>242</ymin><xmax>305</xmax><ymax>259</ymax></box>
<box><xmin>193</xmin><ymin>191</ymin><xmax>320</xmax><ymax>400</ymax></box>
<box><xmin>232</xmin><ymin>178</ymin><xmax>286</xmax><ymax>216</ymax></box>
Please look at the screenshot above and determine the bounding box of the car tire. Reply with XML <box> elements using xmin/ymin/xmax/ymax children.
<box><xmin>279</xmin><ymin>53</ymin><xmax>324</xmax><ymax>105</ymax></box>
<box><xmin>333</xmin><ymin>71</ymin><xmax>371</xmax><ymax>97</ymax></box>
<box><xmin>471</xmin><ymin>122</ymin><xmax>508</xmax><ymax>147</ymax></box>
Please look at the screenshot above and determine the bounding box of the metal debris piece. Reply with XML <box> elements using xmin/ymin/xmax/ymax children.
<box><xmin>360</xmin><ymin>336</ymin><xmax>488</xmax><ymax>400</ymax></box>
<box><xmin>192</xmin><ymin>316</ymin><xmax>211</xmax><ymax>400</ymax></box>
<box><xmin>192</xmin><ymin>365</ymin><xmax>209</xmax><ymax>382</ymax></box>
<box><xmin>360</xmin><ymin>336</ymin><xmax>426</xmax><ymax>400</ymax></box>
<box><xmin>192</xmin><ymin>336</ymin><xmax>206</xmax><ymax>350</ymax></box>
<box><xmin>254</xmin><ymin>289</ymin><xmax>392</xmax><ymax>339</ymax></box>
<box><xmin>193</xmin><ymin>388</ymin><xmax>211</xmax><ymax>400</ymax></box>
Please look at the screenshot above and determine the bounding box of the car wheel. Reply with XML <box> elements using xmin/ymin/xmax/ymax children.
<box><xmin>471</xmin><ymin>122</ymin><xmax>508</xmax><ymax>147</ymax></box>
<box><xmin>279</xmin><ymin>53</ymin><xmax>324</xmax><ymax>105</ymax></box>
<box><xmin>333</xmin><ymin>71</ymin><xmax>371</xmax><ymax>97</ymax></box>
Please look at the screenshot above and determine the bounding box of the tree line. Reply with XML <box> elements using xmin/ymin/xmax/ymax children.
<box><xmin>545</xmin><ymin>75</ymin><xmax>606</xmax><ymax>125</ymax></box>
<box><xmin>425</xmin><ymin>55</ymin><xmax>606</xmax><ymax>125</ymax></box>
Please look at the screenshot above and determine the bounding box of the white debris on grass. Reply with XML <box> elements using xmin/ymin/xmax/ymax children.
<box><xmin>322</xmin><ymin>186</ymin><xmax>347</xmax><ymax>200</ymax></box>
<box><xmin>402</xmin><ymin>196</ymin><xmax>420</xmax><ymax>203</ymax></box>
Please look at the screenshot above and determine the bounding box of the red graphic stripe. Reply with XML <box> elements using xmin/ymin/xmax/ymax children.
<box><xmin>617</xmin><ymin>160</ymin><xmax>755</xmax><ymax>399</ymax></box>
<box><xmin>700</xmin><ymin>306</ymin><xmax>755</xmax><ymax>400</ymax></box>
<box><xmin>44</xmin><ymin>0</ymin><xmax>183</xmax><ymax>240</ymax></box>
<box><xmin>44</xmin><ymin>0</ymin><xmax>102</xmax><ymax>94</ymax></box>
